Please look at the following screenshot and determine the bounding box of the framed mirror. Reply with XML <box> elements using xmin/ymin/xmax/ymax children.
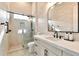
<box><xmin>47</xmin><ymin>2</ymin><xmax>78</xmax><ymax>32</ymax></box>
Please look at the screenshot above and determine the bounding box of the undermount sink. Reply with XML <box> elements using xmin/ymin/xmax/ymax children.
<box><xmin>40</xmin><ymin>35</ymin><xmax>61</xmax><ymax>41</ymax></box>
<box><xmin>44</xmin><ymin>36</ymin><xmax>59</xmax><ymax>41</ymax></box>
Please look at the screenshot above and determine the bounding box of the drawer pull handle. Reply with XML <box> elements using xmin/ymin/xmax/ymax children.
<box><xmin>44</xmin><ymin>49</ymin><xmax>48</xmax><ymax>56</ymax></box>
<box><xmin>34</xmin><ymin>52</ymin><xmax>38</xmax><ymax>55</ymax></box>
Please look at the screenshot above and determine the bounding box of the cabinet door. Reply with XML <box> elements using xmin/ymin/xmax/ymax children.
<box><xmin>38</xmin><ymin>40</ymin><xmax>62</xmax><ymax>56</ymax></box>
<box><xmin>34</xmin><ymin>38</ymin><xmax>62</xmax><ymax>56</ymax></box>
<box><xmin>34</xmin><ymin>46</ymin><xmax>41</xmax><ymax>56</ymax></box>
<box><xmin>44</xmin><ymin>49</ymin><xmax>56</xmax><ymax>56</ymax></box>
<box><xmin>34</xmin><ymin>42</ymin><xmax>45</xmax><ymax>56</ymax></box>
<box><xmin>62</xmin><ymin>51</ymin><xmax>74</xmax><ymax>56</ymax></box>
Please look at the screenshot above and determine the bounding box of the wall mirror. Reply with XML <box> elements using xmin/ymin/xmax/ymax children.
<box><xmin>47</xmin><ymin>2</ymin><xmax>78</xmax><ymax>32</ymax></box>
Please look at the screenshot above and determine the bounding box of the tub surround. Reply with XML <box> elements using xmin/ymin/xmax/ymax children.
<box><xmin>34</xmin><ymin>34</ymin><xmax>79</xmax><ymax>56</ymax></box>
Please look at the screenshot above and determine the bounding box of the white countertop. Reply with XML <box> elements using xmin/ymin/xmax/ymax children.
<box><xmin>34</xmin><ymin>35</ymin><xmax>79</xmax><ymax>55</ymax></box>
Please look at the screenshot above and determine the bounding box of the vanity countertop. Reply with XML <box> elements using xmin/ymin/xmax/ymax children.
<box><xmin>34</xmin><ymin>34</ymin><xmax>79</xmax><ymax>55</ymax></box>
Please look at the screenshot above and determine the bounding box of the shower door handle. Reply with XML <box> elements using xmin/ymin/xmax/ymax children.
<box><xmin>0</xmin><ymin>22</ymin><xmax>11</xmax><ymax>33</ymax></box>
<box><xmin>7</xmin><ymin>30</ymin><xmax>11</xmax><ymax>33</ymax></box>
<box><xmin>6</xmin><ymin>22</ymin><xmax>11</xmax><ymax>33</ymax></box>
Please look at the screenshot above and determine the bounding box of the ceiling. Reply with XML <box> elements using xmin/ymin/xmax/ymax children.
<box><xmin>0</xmin><ymin>2</ymin><xmax>32</xmax><ymax>16</ymax></box>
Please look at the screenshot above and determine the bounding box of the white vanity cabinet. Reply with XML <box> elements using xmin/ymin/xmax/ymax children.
<box><xmin>34</xmin><ymin>39</ymin><xmax>45</xmax><ymax>56</ymax></box>
<box><xmin>34</xmin><ymin>35</ymin><xmax>79</xmax><ymax>56</ymax></box>
<box><xmin>34</xmin><ymin>38</ymin><xmax>62</xmax><ymax>56</ymax></box>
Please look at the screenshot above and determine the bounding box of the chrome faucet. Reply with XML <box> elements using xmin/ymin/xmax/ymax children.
<box><xmin>53</xmin><ymin>31</ymin><xmax>58</xmax><ymax>38</ymax></box>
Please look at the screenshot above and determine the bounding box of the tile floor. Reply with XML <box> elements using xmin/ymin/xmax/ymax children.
<box><xmin>7</xmin><ymin>44</ymin><xmax>34</xmax><ymax>56</ymax></box>
<box><xmin>7</xmin><ymin>33</ymin><xmax>34</xmax><ymax>56</ymax></box>
<box><xmin>7</xmin><ymin>47</ymin><xmax>33</xmax><ymax>56</ymax></box>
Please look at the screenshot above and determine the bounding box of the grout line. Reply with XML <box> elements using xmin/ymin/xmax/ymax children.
<box><xmin>8</xmin><ymin>47</ymin><xmax>24</xmax><ymax>53</ymax></box>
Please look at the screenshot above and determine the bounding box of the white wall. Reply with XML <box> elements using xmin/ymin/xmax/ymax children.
<box><xmin>32</xmin><ymin>2</ymin><xmax>48</xmax><ymax>34</ymax></box>
<box><xmin>9</xmin><ymin>2</ymin><xmax>32</xmax><ymax>15</ymax></box>
<box><xmin>73</xmin><ymin>2</ymin><xmax>78</xmax><ymax>32</ymax></box>
<box><xmin>0</xmin><ymin>3</ymin><xmax>8</xmax><ymax>11</ymax></box>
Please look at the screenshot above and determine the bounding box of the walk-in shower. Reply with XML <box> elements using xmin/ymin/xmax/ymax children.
<box><xmin>11</xmin><ymin>14</ymin><xmax>35</xmax><ymax>47</ymax></box>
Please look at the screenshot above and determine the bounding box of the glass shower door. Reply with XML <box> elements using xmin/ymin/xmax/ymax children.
<box><xmin>8</xmin><ymin>14</ymin><xmax>33</xmax><ymax>51</ymax></box>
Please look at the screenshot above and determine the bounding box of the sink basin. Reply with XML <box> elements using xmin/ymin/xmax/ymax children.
<box><xmin>44</xmin><ymin>36</ymin><xmax>59</xmax><ymax>41</ymax></box>
<box><xmin>40</xmin><ymin>35</ymin><xmax>61</xmax><ymax>41</ymax></box>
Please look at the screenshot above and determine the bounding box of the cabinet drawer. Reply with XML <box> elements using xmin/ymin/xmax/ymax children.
<box><xmin>34</xmin><ymin>43</ymin><xmax>45</xmax><ymax>56</ymax></box>
<box><xmin>38</xmin><ymin>40</ymin><xmax>62</xmax><ymax>56</ymax></box>
<box><xmin>34</xmin><ymin>46</ymin><xmax>41</xmax><ymax>56</ymax></box>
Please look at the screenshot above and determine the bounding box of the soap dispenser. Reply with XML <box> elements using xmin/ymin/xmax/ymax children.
<box><xmin>64</xmin><ymin>32</ymin><xmax>69</xmax><ymax>40</ymax></box>
<box><xmin>69</xmin><ymin>32</ymin><xmax>74</xmax><ymax>41</ymax></box>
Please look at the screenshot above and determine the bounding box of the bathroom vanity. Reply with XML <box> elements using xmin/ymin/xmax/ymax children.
<box><xmin>33</xmin><ymin>2</ymin><xmax>79</xmax><ymax>56</ymax></box>
<box><xmin>34</xmin><ymin>34</ymin><xmax>79</xmax><ymax>56</ymax></box>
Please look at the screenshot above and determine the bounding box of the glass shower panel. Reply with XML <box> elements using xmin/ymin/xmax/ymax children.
<box><xmin>19</xmin><ymin>20</ymin><xmax>32</xmax><ymax>47</ymax></box>
<box><xmin>13</xmin><ymin>14</ymin><xmax>33</xmax><ymax>48</ymax></box>
<box><xmin>0</xmin><ymin>9</ymin><xmax>9</xmax><ymax>55</ymax></box>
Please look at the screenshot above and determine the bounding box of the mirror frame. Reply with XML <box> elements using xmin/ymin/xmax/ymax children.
<box><xmin>47</xmin><ymin>2</ymin><xmax>79</xmax><ymax>33</ymax></box>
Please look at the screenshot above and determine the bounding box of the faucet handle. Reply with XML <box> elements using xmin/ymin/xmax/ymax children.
<box><xmin>59</xmin><ymin>36</ymin><xmax>63</xmax><ymax>39</ymax></box>
<box><xmin>59</xmin><ymin>36</ymin><xmax>61</xmax><ymax>39</ymax></box>
<box><xmin>53</xmin><ymin>31</ymin><xmax>58</xmax><ymax>38</ymax></box>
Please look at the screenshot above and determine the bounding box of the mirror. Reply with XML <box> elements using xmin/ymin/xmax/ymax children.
<box><xmin>48</xmin><ymin>2</ymin><xmax>78</xmax><ymax>32</ymax></box>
